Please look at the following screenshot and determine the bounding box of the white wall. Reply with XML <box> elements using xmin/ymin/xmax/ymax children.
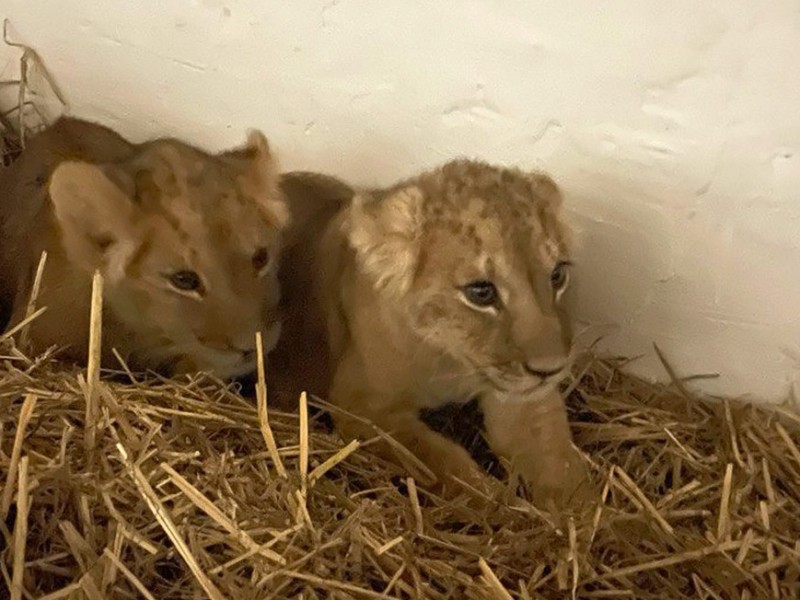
<box><xmin>2</xmin><ymin>0</ymin><xmax>799</xmax><ymax>403</ymax></box>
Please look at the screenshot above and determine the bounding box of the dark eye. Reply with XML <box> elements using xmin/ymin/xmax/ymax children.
<box><xmin>550</xmin><ymin>261</ymin><xmax>570</xmax><ymax>290</ymax></box>
<box><xmin>462</xmin><ymin>280</ymin><xmax>499</xmax><ymax>308</ymax></box>
<box><xmin>169</xmin><ymin>270</ymin><xmax>203</xmax><ymax>292</ymax></box>
<box><xmin>252</xmin><ymin>247</ymin><xmax>270</xmax><ymax>271</ymax></box>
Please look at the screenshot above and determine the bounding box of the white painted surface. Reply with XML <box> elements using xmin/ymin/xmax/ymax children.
<box><xmin>2</xmin><ymin>0</ymin><xmax>799</xmax><ymax>402</ymax></box>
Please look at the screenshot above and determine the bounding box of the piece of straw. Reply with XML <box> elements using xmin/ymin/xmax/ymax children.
<box><xmin>299</xmin><ymin>390</ymin><xmax>309</xmax><ymax>498</ymax></box>
<box><xmin>17</xmin><ymin>250</ymin><xmax>47</xmax><ymax>351</ymax></box>
<box><xmin>10</xmin><ymin>455</ymin><xmax>29</xmax><ymax>600</ymax></box>
<box><xmin>775</xmin><ymin>422</ymin><xmax>800</xmax><ymax>472</ymax></box>
<box><xmin>101</xmin><ymin>548</ymin><xmax>157</xmax><ymax>600</ymax></box>
<box><xmin>375</xmin><ymin>535</ymin><xmax>404</xmax><ymax>556</ymax></box>
<box><xmin>406</xmin><ymin>477</ymin><xmax>424</xmax><ymax>536</ymax></box>
<box><xmin>84</xmin><ymin>270</ymin><xmax>103</xmax><ymax>452</ymax></box>
<box><xmin>723</xmin><ymin>400</ymin><xmax>745</xmax><ymax>469</ymax></box>
<box><xmin>593</xmin><ymin>539</ymin><xmax>744</xmax><ymax>582</ymax></box>
<box><xmin>0</xmin><ymin>306</ymin><xmax>47</xmax><ymax>343</ymax></box>
<box><xmin>759</xmin><ymin>500</ymin><xmax>780</xmax><ymax>598</ymax></box>
<box><xmin>255</xmin><ymin>331</ymin><xmax>286</xmax><ymax>478</ymax></box>
<box><xmin>282</xmin><ymin>570</ymin><xmax>396</xmax><ymax>599</ymax></box>
<box><xmin>716</xmin><ymin>463</ymin><xmax>734</xmax><ymax>541</ymax></box>
<box><xmin>479</xmin><ymin>557</ymin><xmax>515</xmax><ymax>600</ymax></box>
<box><xmin>613</xmin><ymin>466</ymin><xmax>675</xmax><ymax>536</ymax></box>
<box><xmin>1</xmin><ymin>394</ymin><xmax>37</xmax><ymax>518</ymax></box>
<box><xmin>37</xmin><ymin>582</ymin><xmax>83</xmax><ymax>600</ymax></box>
<box><xmin>309</xmin><ymin>439</ymin><xmax>361</xmax><ymax>483</ymax></box>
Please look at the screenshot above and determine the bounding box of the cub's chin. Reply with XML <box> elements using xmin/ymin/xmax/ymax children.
<box><xmin>215</xmin><ymin>355</ymin><xmax>259</xmax><ymax>380</ymax></box>
<box><xmin>489</xmin><ymin>378</ymin><xmax>565</xmax><ymax>404</ymax></box>
<box><xmin>171</xmin><ymin>351</ymin><xmax>256</xmax><ymax>381</ymax></box>
<box><xmin>192</xmin><ymin>324</ymin><xmax>281</xmax><ymax>381</ymax></box>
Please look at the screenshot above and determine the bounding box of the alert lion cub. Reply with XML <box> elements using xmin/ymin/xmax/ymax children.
<box><xmin>0</xmin><ymin>117</ymin><xmax>287</xmax><ymax>379</ymax></box>
<box><xmin>273</xmin><ymin>161</ymin><xmax>591</xmax><ymax>507</ymax></box>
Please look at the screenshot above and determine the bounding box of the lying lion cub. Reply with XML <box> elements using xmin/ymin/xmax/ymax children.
<box><xmin>272</xmin><ymin>161</ymin><xmax>591</xmax><ymax>506</ymax></box>
<box><xmin>0</xmin><ymin>117</ymin><xmax>288</xmax><ymax>379</ymax></box>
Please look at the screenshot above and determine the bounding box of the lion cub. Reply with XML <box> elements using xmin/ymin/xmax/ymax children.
<box><xmin>273</xmin><ymin>161</ymin><xmax>591</xmax><ymax>507</ymax></box>
<box><xmin>0</xmin><ymin>117</ymin><xmax>287</xmax><ymax>379</ymax></box>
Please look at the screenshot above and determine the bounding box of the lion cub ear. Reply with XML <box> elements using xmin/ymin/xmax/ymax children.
<box><xmin>528</xmin><ymin>172</ymin><xmax>563</xmax><ymax>210</ymax></box>
<box><xmin>527</xmin><ymin>171</ymin><xmax>574</xmax><ymax>252</ymax></box>
<box><xmin>347</xmin><ymin>185</ymin><xmax>424</xmax><ymax>296</ymax></box>
<box><xmin>222</xmin><ymin>129</ymin><xmax>289</xmax><ymax>230</ymax></box>
<box><xmin>49</xmin><ymin>161</ymin><xmax>138</xmax><ymax>279</ymax></box>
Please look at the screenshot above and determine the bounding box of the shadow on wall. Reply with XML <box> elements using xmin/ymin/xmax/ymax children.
<box><xmin>557</xmin><ymin>164</ymin><xmax>800</xmax><ymax>403</ymax></box>
<box><xmin>561</xmin><ymin>172</ymin><xmax>676</xmax><ymax>342</ymax></box>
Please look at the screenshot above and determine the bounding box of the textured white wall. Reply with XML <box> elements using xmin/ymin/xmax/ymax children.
<box><xmin>2</xmin><ymin>0</ymin><xmax>799</xmax><ymax>403</ymax></box>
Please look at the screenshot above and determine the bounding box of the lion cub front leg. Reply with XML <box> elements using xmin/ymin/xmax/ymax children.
<box><xmin>332</xmin><ymin>391</ymin><xmax>490</xmax><ymax>493</ymax></box>
<box><xmin>481</xmin><ymin>390</ymin><xmax>593</xmax><ymax>509</ymax></box>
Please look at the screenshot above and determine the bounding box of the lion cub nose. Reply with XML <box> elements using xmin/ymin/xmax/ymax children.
<box><xmin>522</xmin><ymin>362</ymin><xmax>566</xmax><ymax>379</ymax></box>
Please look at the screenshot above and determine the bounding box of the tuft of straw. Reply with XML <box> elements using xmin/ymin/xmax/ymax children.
<box><xmin>84</xmin><ymin>270</ymin><xmax>103</xmax><ymax>453</ymax></box>
<box><xmin>255</xmin><ymin>331</ymin><xmax>286</xmax><ymax>479</ymax></box>
<box><xmin>10</xmin><ymin>455</ymin><xmax>28</xmax><ymax>600</ymax></box>
<box><xmin>17</xmin><ymin>250</ymin><xmax>48</xmax><ymax>352</ymax></box>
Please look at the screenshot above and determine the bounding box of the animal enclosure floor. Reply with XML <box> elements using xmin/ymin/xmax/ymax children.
<box><xmin>1</xmin><ymin>337</ymin><xmax>799</xmax><ymax>599</ymax></box>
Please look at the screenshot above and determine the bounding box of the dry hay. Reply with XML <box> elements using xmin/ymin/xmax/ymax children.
<box><xmin>0</xmin><ymin>18</ymin><xmax>67</xmax><ymax>158</ymax></box>
<box><xmin>0</xmin><ymin>317</ymin><xmax>799</xmax><ymax>600</ymax></box>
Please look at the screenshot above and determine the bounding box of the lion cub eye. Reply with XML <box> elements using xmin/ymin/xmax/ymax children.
<box><xmin>168</xmin><ymin>270</ymin><xmax>203</xmax><ymax>293</ymax></box>
<box><xmin>550</xmin><ymin>260</ymin><xmax>570</xmax><ymax>291</ymax></box>
<box><xmin>252</xmin><ymin>247</ymin><xmax>270</xmax><ymax>272</ymax></box>
<box><xmin>462</xmin><ymin>280</ymin><xmax>499</xmax><ymax>308</ymax></box>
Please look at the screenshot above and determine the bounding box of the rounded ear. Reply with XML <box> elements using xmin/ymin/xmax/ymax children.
<box><xmin>246</xmin><ymin>129</ymin><xmax>271</xmax><ymax>159</ymax></box>
<box><xmin>222</xmin><ymin>129</ymin><xmax>289</xmax><ymax>230</ymax></box>
<box><xmin>346</xmin><ymin>185</ymin><xmax>424</xmax><ymax>296</ymax></box>
<box><xmin>528</xmin><ymin>171</ymin><xmax>563</xmax><ymax>210</ymax></box>
<box><xmin>221</xmin><ymin>128</ymin><xmax>271</xmax><ymax>161</ymax></box>
<box><xmin>49</xmin><ymin>161</ymin><xmax>138</xmax><ymax>277</ymax></box>
<box><xmin>528</xmin><ymin>171</ymin><xmax>573</xmax><ymax>253</ymax></box>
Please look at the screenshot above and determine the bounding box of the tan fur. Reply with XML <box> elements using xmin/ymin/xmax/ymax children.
<box><xmin>272</xmin><ymin>160</ymin><xmax>592</xmax><ymax>507</ymax></box>
<box><xmin>0</xmin><ymin>117</ymin><xmax>288</xmax><ymax>379</ymax></box>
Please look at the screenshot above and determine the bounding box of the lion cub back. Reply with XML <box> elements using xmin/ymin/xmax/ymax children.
<box><xmin>267</xmin><ymin>171</ymin><xmax>355</xmax><ymax>407</ymax></box>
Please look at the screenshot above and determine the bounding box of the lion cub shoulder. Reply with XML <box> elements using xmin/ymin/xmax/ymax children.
<box><xmin>0</xmin><ymin>117</ymin><xmax>288</xmax><ymax>379</ymax></box>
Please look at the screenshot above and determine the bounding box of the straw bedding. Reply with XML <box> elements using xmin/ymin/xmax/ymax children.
<box><xmin>1</xmin><ymin>325</ymin><xmax>799</xmax><ymax>599</ymax></box>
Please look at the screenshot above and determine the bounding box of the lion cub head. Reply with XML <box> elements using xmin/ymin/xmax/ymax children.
<box><xmin>47</xmin><ymin>131</ymin><xmax>287</xmax><ymax>378</ymax></box>
<box><xmin>347</xmin><ymin>159</ymin><xmax>573</xmax><ymax>398</ymax></box>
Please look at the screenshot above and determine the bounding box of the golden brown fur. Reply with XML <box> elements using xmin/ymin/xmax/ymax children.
<box><xmin>0</xmin><ymin>117</ymin><xmax>288</xmax><ymax>378</ymax></box>
<box><xmin>272</xmin><ymin>160</ymin><xmax>591</xmax><ymax>507</ymax></box>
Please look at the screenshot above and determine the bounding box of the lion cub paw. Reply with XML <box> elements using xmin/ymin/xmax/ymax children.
<box><xmin>521</xmin><ymin>453</ymin><xmax>597</xmax><ymax>514</ymax></box>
